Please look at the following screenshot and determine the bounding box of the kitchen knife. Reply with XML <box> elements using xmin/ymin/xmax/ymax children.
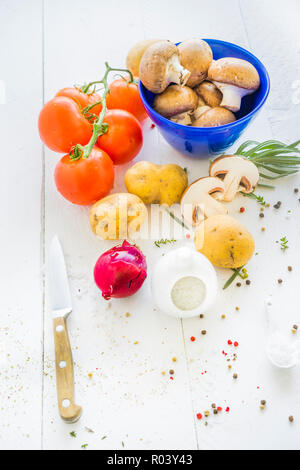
<box><xmin>49</xmin><ymin>235</ymin><xmax>82</xmax><ymax>423</ymax></box>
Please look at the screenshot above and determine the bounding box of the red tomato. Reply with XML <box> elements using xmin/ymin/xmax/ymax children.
<box><xmin>97</xmin><ymin>110</ymin><xmax>143</xmax><ymax>165</ymax></box>
<box><xmin>54</xmin><ymin>147</ymin><xmax>114</xmax><ymax>205</ymax></box>
<box><xmin>106</xmin><ymin>78</ymin><xmax>148</xmax><ymax>122</ymax></box>
<box><xmin>56</xmin><ymin>87</ymin><xmax>102</xmax><ymax>116</ymax></box>
<box><xmin>38</xmin><ymin>96</ymin><xmax>93</xmax><ymax>153</ymax></box>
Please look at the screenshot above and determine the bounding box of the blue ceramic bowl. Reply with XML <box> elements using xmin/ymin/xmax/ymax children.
<box><xmin>139</xmin><ymin>39</ymin><xmax>270</xmax><ymax>157</ymax></box>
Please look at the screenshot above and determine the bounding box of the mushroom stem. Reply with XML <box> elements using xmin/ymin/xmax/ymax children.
<box><xmin>170</xmin><ymin>112</ymin><xmax>192</xmax><ymax>125</ymax></box>
<box><xmin>167</xmin><ymin>55</ymin><xmax>190</xmax><ymax>86</ymax></box>
<box><xmin>213</xmin><ymin>82</ymin><xmax>251</xmax><ymax>112</ymax></box>
<box><xmin>222</xmin><ymin>173</ymin><xmax>242</xmax><ymax>201</ymax></box>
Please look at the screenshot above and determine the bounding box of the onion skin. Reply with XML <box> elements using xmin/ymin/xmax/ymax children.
<box><xmin>94</xmin><ymin>241</ymin><xmax>147</xmax><ymax>300</ymax></box>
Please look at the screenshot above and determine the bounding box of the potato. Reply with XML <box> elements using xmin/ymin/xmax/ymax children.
<box><xmin>89</xmin><ymin>193</ymin><xmax>147</xmax><ymax>240</ymax></box>
<box><xmin>125</xmin><ymin>161</ymin><xmax>188</xmax><ymax>206</ymax></box>
<box><xmin>194</xmin><ymin>215</ymin><xmax>255</xmax><ymax>268</ymax></box>
<box><xmin>126</xmin><ymin>39</ymin><xmax>161</xmax><ymax>77</ymax></box>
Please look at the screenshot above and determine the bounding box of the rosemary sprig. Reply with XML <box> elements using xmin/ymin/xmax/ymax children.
<box><xmin>223</xmin><ymin>266</ymin><xmax>245</xmax><ymax>290</ymax></box>
<box><xmin>164</xmin><ymin>208</ymin><xmax>189</xmax><ymax>230</ymax></box>
<box><xmin>234</xmin><ymin>139</ymin><xmax>300</xmax><ymax>180</ymax></box>
<box><xmin>154</xmin><ymin>238</ymin><xmax>177</xmax><ymax>248</ymax></box>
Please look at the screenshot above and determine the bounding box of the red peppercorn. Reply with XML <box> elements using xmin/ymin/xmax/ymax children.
<box><xmin>190</xmin><ymin>336</ymin><xmax>196</xmax><ymax>342</ymax></box>
<box><xmin>234</xmin><ymin>341</ymin><xmax>239</xmax><ymax>347</ymax></box>
<box><xmin>217</xmin><ymin>407</ymin><xmax>222</xmax><ymax>412</ymax></box>
<box><xmin>240</xmin><ymin>207</ymin><xmax>245</xmax><ymax>213</ymax></box>
<box><xmin>151</xmin><ymin>124</ymin><xmax>155</xmax><ymax>129</ymax></box>
<box><xmin>170</xmin><ymin>376</ymin><xmax>174</xmax><ymax>380</ymax></box>
<box><xmin>227</xmin><ymin>340</ymin><xmax>232</xmax><ymax>345</ymax></box>
<box><xmin>225</xmin><ymin>407</ymin><xmax>230</xmax><ymax>412</ymax></box>
<box><xmin>196</xmin><ymin>413</ymin><xmax>203</xmax><ymax>420</ymax></box>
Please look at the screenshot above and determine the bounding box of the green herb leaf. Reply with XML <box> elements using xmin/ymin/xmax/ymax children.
<box><xmin>223</xmin><ymin>266</ymin><xmax>245</xmax><ymax>290</ymax></box>
<box><xmin>280</xmin><ymin>236</ymin><xmax>289</xmax><ymax>251</ymax></box>
<box><xmin>70</xmin><ymin>431</ymin><xmax>77</xmax><ymax>438</ymax></box>
<box><xmin>81</xmin><ymin>444</ymin><xmax>88</xmax><ymax>449</ymax></box>
<box><xmin>154</xmin><ymin>238</ymin><xmax>177</xmax><ymax>248</ymax></box>
<box><xmin>242</xmin><ymin>192</ymin><xmax>266</xmax><ymax>205</ymax></box>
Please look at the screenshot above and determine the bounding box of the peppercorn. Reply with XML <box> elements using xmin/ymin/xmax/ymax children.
<box><xmin>246</xmin><ymin>280</ymin><xmax>251</xmax><ymax>285</ymax></box>
<box><xmin>240</xmin><ymin>207</ymin><xmax>245</xmax><ymax>213</ymax></box>
<box><xmin>213</xmin><ymin>409</ymin><xmax>218</xmax><ymax>415</ymax></box>
<box><xmin>259</xmin><ymin>213</ymin><xmax>264</xmax><ymax>218</ymax></box>
<box><xmin>235</xmin><ymin>306</ymin><xmax>239</xmax><ymax>311</ymax></box>
<box><xmin>278</xmin><ymin>278</ymin><xmax>283</xmax><ymax>284</ymax></box>
<box><xmin>169</xmin><ymin>369</ymin><xmax>174</xmax><ymax>375</ymax></box>
<box><xmin>200</xmin><ymin>314</ymin><xmax>204</xmax><ymax>319</ymax></box>
<box><xmin>204</xmin><ymin>410</ymin><xmax>210</xmax><ymax>417</ymax></box>
<box><xmin>260</xmin><ymin>405</ymin><xmax>265</xmax><ymax>410</ymax></box>
<box><xmin>228</xmin><ymin>364</ymin><xmax>232</xmax><ymax>369</ymax></box>
<box><xmin>201</xmin><ymin>330</ymin><xmax>207</xmax><ymax>335</ymax></box>
<box><xmin>221</xmin><ymin>314</ymin><xmax>226</xmax><ymax>319</ymax></box>
<box><xmin>289</xmin><ymin>416</ymin><xmax>294</xmax><ymax>423</ymax></box>
<box><xmin>236</xmin><ymin>282</ymin><xmax>241</xmax><ymax>287</ymax></box>
<box><xmin>233</xmin><ymin>373</ymin><xmax>238</xmax><ymax>379</ymax></box>
<box><xmin>288</xmin><ymin>266</ymin><xmax>293</xmax><ymax>272</ymax></box>
<box><xmin>294</xmin><ymin>188</ymin><xmax>299</xmax><ymax>193</ymax></box>
<box><xmin>293</xmin><ymin>324</ymin><xmax>298</xmax><ymax>330</ymax></box>
<box><xmin>261</xmin><ymin>227</ymin><xmax>266</xmax><ymax>232</ymax></box>
<box><xmin>211</xmin><ymin>403</ymin><xmax>216</xmax><ymax>409</ymax></box>
<box><xmin>261</xmin><ymin>400</ymin><xmax>266</xmax><ymax>406</ymax></box>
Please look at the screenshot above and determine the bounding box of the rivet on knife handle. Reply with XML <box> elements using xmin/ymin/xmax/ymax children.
<box><xmin>53</xmin><ymin>317</ymin><xmax>82</xmax><ymax>423</ymax></box>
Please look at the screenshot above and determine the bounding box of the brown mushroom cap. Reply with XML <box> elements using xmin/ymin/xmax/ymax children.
<box><xmin>208</xmin><ymin>58</ymin><xmax>260</xmax><ymax>90</ymax></box>
<box><xmin>126</xmin><ymin>39</ymin><xmax>162</xmax><ymax>77</ymax></box>
<box><xmin>192</xmin><ymin>107</ymin><xmax>236</xmax><ymax>127</ymax></box>
<box><xmin>194</xmin><ymin>80</ymin><xmax>223</xmax><ymax>107</ymax></box>
<box><xmin>139</xmin><ymin>40</ymin><xmax>190</xmax><ymax>94</ymax></box>
<box><xmin>178</xmin><ymin>39</ymin><xmax>213</xmax><ymax>88</ymax></box>
<box><xmin>153</xmin><ymin>85</ymin><xmax>198</xmax><ymax>118</ymax></box>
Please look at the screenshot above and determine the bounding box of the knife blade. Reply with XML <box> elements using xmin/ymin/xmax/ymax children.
<box><xmin>48</xmin><ymin>236</ymin><xmax>82</xmax><ymax>423</ymax></box>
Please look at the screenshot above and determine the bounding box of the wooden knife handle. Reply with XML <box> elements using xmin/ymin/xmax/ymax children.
<box><xmin>53</xmin><ymin>317</ymin><xmax>82</xmax><ymax>423</ymax></box>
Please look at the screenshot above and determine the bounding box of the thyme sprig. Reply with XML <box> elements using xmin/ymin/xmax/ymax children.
<box><xmin>223</xmin><ymin>266</ymin><xmax>247</xmax><ymax>290</ymax></box>
<box><xmin>242</xmin><ymin>192</ymin><xmax>266</xmax><ymax>205</ymax></box>
<box><xmin>280</xmin><ymin>236</ymin><xmax>289</xmax><ymax>251</ymax></box>
<box><xmin>154</xmin><ymin>238</ymin><xmax>177</xmax><ymax>248</ymax></box>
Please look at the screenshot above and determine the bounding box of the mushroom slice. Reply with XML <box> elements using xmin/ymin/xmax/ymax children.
<box><xmin>153</xmin><ymin>85</ymin><xmax>198</xmax><ymax>118</ymax></box>
<box><xmin>194</xmin><ymin>80</ymin><xmax>222</xmax><ymax>107</ymax></box>
<box><xmin>180</xmin><ymin>176</ymin><xmax>227</xmax><ymax>225</ymax></box>
<box><xmin>208</xmin><ymin>58</ymin><xmax>260</xmax><ymax>112</ymax></box>
<box><xmin>170</xmin><ymin>112</ymin><xmax>192</xmax><ymax>125</ymax></box>
<box><xmin>126</xmin><ymin>39</ymin><xmax>162</xmax><ymax>77</ymax></box>
<box><xmin>178</xmin><ymin>39</ymin><xmax>213</xmax><ymax>88</ymax></box>
<box><xmin>209</xmin><ymin>155</ymin><xmax>259</xmax><ymax>201</ymax></box>
<box><xmin>139</xmin><ymin>41</ymin><xmax>190</xmax><ymax>94</ymax></box>
<box><xmin>192</xmin><ymin>107</ymin><xmax>236</xmax><ymax>127</ymax></box>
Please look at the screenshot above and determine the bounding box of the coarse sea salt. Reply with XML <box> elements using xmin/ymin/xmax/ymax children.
<box><xmin>267</xmin><ymin>332</ymin><xmax>300</xmax><ymax>368</ymax></box>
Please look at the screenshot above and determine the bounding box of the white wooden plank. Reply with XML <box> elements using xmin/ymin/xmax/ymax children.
<box><xmin>0</xmin><ymin>0</ymin><xmax>43</xmax><ymax>450</ymax></box>
<box><xmin>42</xmin><ymin>0</ymin><xmax>196</xmax><ymax>450</ymax></box>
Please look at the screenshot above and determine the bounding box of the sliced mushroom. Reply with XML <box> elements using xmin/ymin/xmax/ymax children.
<box><xmin>192</xmin><ymin>107</ymin><xmax>236</xmax><ymax>127</ymax></box>
<box><xmin>139</xmin><ymin>41</ymin><xmax>190</xmax><ymax>94</ymax></box>
<box><xmin>209</xmin><ymin>155</ymin><xmax>259</xmax><ymax>201</ymax></box>
<box><xmin>194</xmin><ymin>80</ymin><xmax>223</xmax><ymax>107</ymax></box>
<box><xmin>126</xmin><ymin>39</ymin><xmax>162</xmax><ymax>77</ymax></box>
<box><xmin>208</xmin><ymin>58</ymin><xmax>260</xmax><ymax>112</ymax></box>
<box><xmin>180</xmin><ymin>176</ymin><xmax>228</xmax><ymax>225</ymax></box>
<box><xmin>178</xmin><ymin>39</ymin><xmax>213</xmax><ymax>88</ymax></box>
<box><xmin>153</xmin><ymin>85</ymin><xmax>198</xmax><ymax>117</ymax></box>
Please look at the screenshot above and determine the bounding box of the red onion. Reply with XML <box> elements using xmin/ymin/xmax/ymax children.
<box><xmin>94</xmin><ymin>241</ymin><xmax>147</xmax><ymax>300</ymax></box>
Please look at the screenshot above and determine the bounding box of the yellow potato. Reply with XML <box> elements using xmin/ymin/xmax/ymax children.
<box><xmin>89</xmin><ymin>193</ymin><xmax>147</xmax><ymax>240</ymax></box>
<box><xmin>126</xmin><ymin>39</ymin><xmax>161</xmax><ymax>77</ymax></box>
<box><xmin>125</xmin><ymin>161</ymin><xmax>188</xmax><ymax>206</ymax></box>
<box><xmin>194</xmin><ymin>215</ymin><xmax>255</xmax><ymax>268</ymax></box>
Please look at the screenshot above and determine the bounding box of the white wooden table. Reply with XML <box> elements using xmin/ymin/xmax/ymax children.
<box><xmin>1</xmin><ymin>0</ymin><xmax>300</xmax><ymax>450</ymax></box>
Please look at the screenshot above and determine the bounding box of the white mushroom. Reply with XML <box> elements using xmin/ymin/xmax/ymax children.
<box><xmin>139</xmin><ymin>41</ymin><xmax>190</xmax><ymax>93</ymax></box>
<box><xmin>153</xmin><ymin>84</ymin><xmax>198</xmax><ymax>117</ymax></box>
<box><xmin>192</xmin><ymin>107</ymin><xmax>236</xmax><ymax>127</ymax></box>
<box><xmin>194</xmin><ymin>80</ymin><xmax>223</xmax><ymax>107</ymax></box>
<box><xmin>208</xmin><ymin>58</ymin><xmax>260</xmax><ymax>112</ymax></box>
<box><xmin>126</xmin><ymin>39</ymin><xmax>162</xmax><ymax>77</ymax></box>
<box><xmin>209</xmin><ymin>155</ymin><xmax>259</xmax><ymax>201</ymax></box>
<box><xmin>178</xmin><ymin>39</ymin><xmax>213</xmax><ymax>88</ymax></box>
<box><xmin>192</xmin><ymin>105</ymin><xmax>211</xmax><ymax>121</ymax></box>
<box><xmin>180</xmin><ymin>176</ymin><xmax>228</xmax><ymax>225</ymax></box>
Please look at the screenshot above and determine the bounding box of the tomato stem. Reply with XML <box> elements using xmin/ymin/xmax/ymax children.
<box><xmin>70</xmin><ymin>63</ymin><xmax>134</xmax><ymax>161</ymax></box>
